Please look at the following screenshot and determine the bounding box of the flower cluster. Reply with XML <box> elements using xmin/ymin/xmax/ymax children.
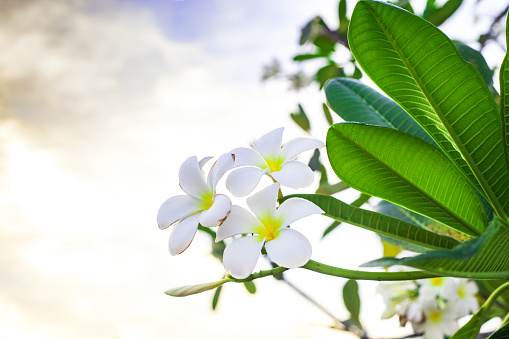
<box><xmin>157</xmin><ymin>128</ymin><xmax>325</xmax><ymax>279</ymax></box>
<box><xmin>377</xmin><ymin>277</ymin><xmax>479</xmax><ymax>339</ymax></box>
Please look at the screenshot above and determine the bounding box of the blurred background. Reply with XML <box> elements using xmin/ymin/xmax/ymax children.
<box><xmin>0</xmin><ymin>0</ymin><xmax>507</xmax><ymax>338</ymax></box>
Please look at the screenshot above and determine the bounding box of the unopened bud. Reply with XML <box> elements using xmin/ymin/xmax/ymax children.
<box><xmin>165</xmin><ymin>279</ymin><xmax>229</xmax><ymax>297</ymax></box>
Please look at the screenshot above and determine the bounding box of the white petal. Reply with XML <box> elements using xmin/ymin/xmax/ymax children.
<box><xmin>226</xmin><ymin>167</ymin><xmax>264</xmax><ymax>197</ymax></box>
<box><xmin>157</xmin><ymin>195</ymin><xmax>201</xmax><ymax>229</ymax></box>
<box><xmin>265</xmin><ymin>228</ymin><xmax>311</xmax><ymax>268</ymax></box>
<box><xmin>198</xmin><ymin>156</ymin><xmax>213</xmax><ymax>169</ymax></box>
<box><xmin>252</xmin><ymin>127</ymin><xmax>284</xmax><ymax>160</ymax></box>
<box><xmin>179</xmin><ymin>156</ymin><xmax>208</xmax><ymax>198</ymax></box>
<box><xmin>276</xmin><ymin>198</ymin><xmax>324</xmax><ymax>228</ymax></box>
<box><xmin>271</xmin><ymin>160</ymin><xmax>314</xmax><ymax>188</ymax></box>
<box><xmin>230</xmin><ymin>147</ymin><xmax>266</xmax><ymax>168</ymax></box>
<box><xmin>198</xmin><ymin>194</ymin><xmax>232</xmax><ymax>227</ymax></box>
<box><xmin>280</xmin><ymin>137</ymin><xmax>325</xmax><ymax>160</ymax></box>
<box><xmin>207</xmin><ymin>153</ymin><xmax>235</xmax><ymax>191</ymax></box>
<box><xmin>247</xmin><ymin>183</ymin><xmax>279</xmax><ymax>221</ymax></box>
<box><xmin>169</xmin><ymin>213</ymin><xmax>200</xmax><ymax>255</ymax></box>
<box><xmin>216</xmin><ymin>206</ymin><xmax>261</xmax><ymax>242</ymax></box>
<box><xmin>223</xmin><ymin>235</ymin><xmax>265</xmax><ymax>279</ymax></box>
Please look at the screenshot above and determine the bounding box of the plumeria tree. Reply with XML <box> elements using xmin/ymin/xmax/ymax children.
<box><xmin>158</xmin><ymin>1</ymin><xmax>509</xmax><ymax>338</ymax></box>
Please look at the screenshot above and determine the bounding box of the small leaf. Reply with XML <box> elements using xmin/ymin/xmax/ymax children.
<box><xmin>299</xmin><ymin>19</ymin><xmax>314</xmax><ymax>45</ymax></box>
<box><xmin>343</xmin><ymin>280</ymin><xmax>361</xmax><ymax>327</ymax></box>
<box><xmin>308</xmin><ymin>149</ymin><xmax>321</xmax><ymax>172</ymax></box>
<box><xmin>423</xmin><ymin>0</ymin><xmax>463</xmax><ymax>27</ymax></box>
<box><xmin>323</xmin><ymin>103</ymin><xmax>333</xmax><ymax>125</ymax></box>
<box><xmin>243</xmin><ymin>281</ymin><xmax>256</xmax><ymax>294</ymax></box>
<box><xmin>316</xmin><ymin>64</ymin><xmax>345</xmax><ymax>89</ymax></box>
<box><xmin>338</xmin><ymin>0</ymin><xmax>349</xmax><ymax>33</ymax></box>
<box><xmin>290</xmin><ymin>104</ymin><xmax>311</xmax><ymax>132</ymax></box>
<box><xmin>212</xmin><ymin>285</ymin><xmax>222</xmax><ymax>311</ymax></box>
<box><xmin>322</xmin><ymin>220</ymin><xmax>341</xmax><ymax>237</ymax></box>
<box><xmin>293</xmin><ymin>54</ymin><xmax>327</xmax><ymax>61</ymax></box>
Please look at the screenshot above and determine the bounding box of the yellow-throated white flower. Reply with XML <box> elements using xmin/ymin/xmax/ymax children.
<box><xmin>418</xmin><ymin>277</ymin><xmax>457</xmax><ymax>305</ymax></box>
<box><xmin>216</xmin><ymin>183</ymin><xmax>323</xmax><ymax>279</ymax></box>
<box><xmin>226</xmin><ymin>127</ymin><xmax>324</xmax><ymax>197</ymax></box>
<box><xmin>157</xmin><ymin>153</ymin><xmax>234</xmax><ymax>255</ymax></box>
<box><xmin>413</xmin><ymin>299</ymin><xmax>458</xmax><ymax>339</ymax></box>
<box><xmin>454</xmin><ymin>279</ymin><xmax>479</xmax><ymax>317</ymax></box>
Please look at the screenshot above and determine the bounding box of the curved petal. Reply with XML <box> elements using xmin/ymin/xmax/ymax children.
<box><xmin>226</xmin><ymin>167</ymin><xmax>264</xmax><ymax>197</ymax></box>
<box><xmin>198</xmin><ymin>156</ymin><xmax>213</xmax><ymax>169</ymax></box>
<box><xmin>199</xmin><ymin>194</ymin><xmax>232</xmax><ymax>227</ymax></box>
<box><xmin>271</xmin><ymin>160</ymin><xmax>314</xmax><ymax>188</ymax></box>
<box><xmin>223</xmin><ymin>235</ymin><xmax>265</xmax><ymax>279</ymax></box>
<box><xmin>280</xmin><ymin>137</ymin><xmax>324</xmax><ymax>160</ymax></box>
<box><xmin>246</xmin><ymin>183</ymin><xmax>279</xmax><ymax>221</ymax></box>
<box><xmin>168</xmin><ymin>213</ymin><xmax>200</xmax><ymax>255</ymax></box>
<box><xmin>252</xmin><ymin>127</ymin><xmax>284</xmax><ymax>160</ymax></box>
<box><xmin>265</xmin><ymin>228</ymin><xmax>312</xmax><ymax>268</ymax></box>
<box><xmin>230</xmin><ymin>147</ymin><xmax>267</xmax><ymax>168</ymax></box>
<box><xmin>179</xmin><ymin>156</ymin><xmax>208</xmax><ymax>198</ymax></box>
<box><xmin>216</xmin><ymin>205</ymin><xmax>261</xmax><ymax>242</ymax></box>
<box><xmin>207</xmin><ymin>153</ymin><xmax>235</xmax><ymax>191</ymax></box>
<box><xmin>157</xmin><ymin>195</ymin><xmax>201</xmax><ymax>229</ymax></box>
<box><xmin>276</xmin><ymin>198</ymin><xmax>324</xmax><ymax>228</ymax></box>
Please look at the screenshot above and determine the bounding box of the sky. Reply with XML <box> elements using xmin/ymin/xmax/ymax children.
<box><xmin>0</xmin><ymin>0</ymin><xmax>507</xmax><ymax>338</ymax></box>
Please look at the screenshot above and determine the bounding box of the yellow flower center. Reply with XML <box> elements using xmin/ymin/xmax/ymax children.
<box><xmin>428</xmin><ymin>311</ymin><xmax>442</xmax><ymax>323</ymax></box>
<box><xmin>199</xmin><ymin>191</ymin><xmax>214</xmax><ymax>210</ymax></box>
<box><xmin>265</xmin><ymin>157</ymin><xmax>284</xmax><ymax>172</ymax></box>
<box><xmin>457</xmin><ymin>286</ymin><xmax>465</xmax><ymax>299</ymax></box>
<box><xmin>253</xmin><ymin>216</ymin><xmax>282</xmax><ymax>241</ymax></box>
<box><xmin>430</xmin><ymin>277</ymin><xmax>444</xmax><ymax>286</ymax></box>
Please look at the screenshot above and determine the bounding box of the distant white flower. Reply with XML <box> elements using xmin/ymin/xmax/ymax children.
<box><xmin>377</xmin><ymin>281</ymin><xmax>418</xmax><ymax>319</ymax></box>
<box><xmin>157</xmin><ymin>153</ymin><xmax>234</xmax><ymax>255</ymax></box>
<box><xmin>216</xmin><ymin>183</ymin><xmax>323</xmax><ymax>279</ymax></box>
<box><xmin>415</xmin><ymin>300</ymin><xmax>458</xmax><ymax>339</ymax></box>
<box><xmin>226</xmin><ymin>127</ymin><xmax>324</xmax><ymax>196</ymax></box>
<box><xmin>418</xmin><ymin>277</ymin><xmax>457</xmax><ymax>305</ymax></box>
<box><xmin>454</xmin><ymin>279</ymin><xmax>479</xmax><ymax>317</ymax></box>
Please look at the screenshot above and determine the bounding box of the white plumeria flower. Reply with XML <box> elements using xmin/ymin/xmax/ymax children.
<box><xmin>414</xmin><ymin>299</ymin><xmax>458</xmax><ymax>339</ymax></box>
<box><xmin>226</xmin><ymin>127</ymin><xmax>324</xmax><ymax>197</ymax></box>
<box><xmin>216</xmin><ymin>183</ymin><xmax>324</xmax><ymax>279</ymax></box>
<box><xmin>157</xmin><ymin>153</ymin><xmax>234</xmax><ymax>255</ymax></box>
<box><xmin>454</xmin><ymin>279</ymin><xmax>479</xmax><ymax>317</ymax></box>
<box><xmin>418</xmin><ymin>277</ymin><xmax>457</xmax><ymax>305</ymax></box>
<box><xmin>376</xmin><ymin>281</ymin><xmax>418</xmax><ymax>319</ymax></box>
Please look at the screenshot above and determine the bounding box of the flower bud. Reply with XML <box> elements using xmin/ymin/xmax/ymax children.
<box><xmin>165</xmin><ymin>279</ymin><xmax>228</xmax><ymax>297</ymax></box>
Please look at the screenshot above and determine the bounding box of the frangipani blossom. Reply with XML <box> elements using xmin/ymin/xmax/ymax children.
<box><xmin>216</xmin><ymin>183</ymin><xmax>324</xmax><ymax>279</ymax></box>
<box><xmin>415</xmin><ymin>300</ymin><xmax>458</xmax><ymax>339</ymax></box>
<box><xmin>418</xmin><ymin>277</ymin><xmax>457</xmax><ymax>304</ymax></box>
<box><xmin>157</xmin><ymin>153</ymin><xmax>234</xmax><ymax>255</ymax></box>
<box><xmin>226</xmin><ymin>127</ymin><xmax>324</xmax><ymax>197</ymax></box>
<box><xmin>454</xmin><ymin>279</ymin><xmax>479</xmax><ymax>317</ymax></box>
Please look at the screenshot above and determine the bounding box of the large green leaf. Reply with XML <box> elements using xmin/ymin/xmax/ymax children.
<box><xmin>325</xmin><ymin>78</ymin><xmax>435</xmax><ymax>145</ymax></box>
<box><xmin>285</xmin><ymin>193</ymin><xmax>459</xmax><ymax>250</ymax></box>
<box><xmin>501</xmin><ymin>13</ymin><xmax>509</xmax><ymax>187</ymax></box>
<box><xmin>327</xmin><ymin>123</ymin><xmax>488</xmax><ymax>236</ymax></box>
<box><xmin>349</xmin><ymin>0</ymin><xmax>509</xmax><ymax>220</ymax></box>
<box><xmin>364</xmin><ymin>218</ymin><xmax>509</xmax><ymax>279</ymax></box>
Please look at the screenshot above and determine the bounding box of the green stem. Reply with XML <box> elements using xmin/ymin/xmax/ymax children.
<box><xmin>230</xmin><ymin>266</ymin><xmax>287</xmax><ymax>283</ymax></box>
<box><xmin>302</xmin><ymin>260</ymin><xmax>439</xmax><ymax>281</ymax></box>
<box><xmin>482</xmin><ymin>281</ymin><xmax>509</xmax><ymax>315</ymax></box>
<box><xmin>500</xmin><ymin>311</ymin><xmax>509</xmax><ymax>328</ymax></box>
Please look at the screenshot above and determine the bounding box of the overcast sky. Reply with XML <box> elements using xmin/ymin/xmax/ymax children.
<box><xmin>0</xmin><ymin>0</ymin><xmax>507</xmax><ymax>338</ymax></box>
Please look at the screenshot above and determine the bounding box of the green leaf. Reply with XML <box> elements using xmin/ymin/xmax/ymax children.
<box><xmin>327</xmin><ymin>123</ymin><xmax>488</xmax><ymax>236</ymax></box>
<box><xmin>243</xmin><ymin>281</ymin><xmax>256</xmax><ymax>294</ymax></box>
<box><xmin>364</xmin><ymin>218</ymin><xmax>509</xmax><ymax>279</ymax></box>
<box><xmin>343</xmin><ymin>279</ymin><xmax>361</xmax><ymax>327</ymax></box>
<box><xmin>323</xmin><ymin>103</ymin><xmax>334</xmax><ymax>125</ymax></box>
<box><xmin>321</xmin><ymin>193</ymin><xmax>371</xmax><ymax>238</ymax></box>
<box><xmin>290</xmin><ymin>104</ymin><xmax>311</xmax><ymax>132</ymax></box>
<box><xmin>308</xmin><ymin>149</ymin><xmax>321</xmax><ymax>172</ymax></box>
<box><xmin>212</xmin><ymin>285</ymin><xmax>222</xmax><ymax>311</ymax></box>
<box><xmin>349</xmin><ymin>0</ymin><xmax>509</xmax><ymax>220</ymax></box>
<box><xmin>423</xmin><ymin>0</ymin><xmax>463</xmax><ymax>27</ymax></box>
<box><xmin>338</xmin><ymin>0</ymin><xmax>349</xmax><ymax>33</ymax></box>
<box><xmin>387</xmin><ymin>0</ymin><xmax>414</xmax><ymax>13</ymax></box>
<box><xmin>286</xmin><ymin>193</ymin><xmax>459</xmax><ymax>250</ymax></box>
<box><xmin>317</xmin><ymin>64</ymin><xmax>345</xmax><ymax>89</ymax></box>
<box><xmin>500</xmin><ymin>13</ymin><xmax>509</xmax><ymax>193</ymax></box>
<box><xmin>293</xmin><ymin>54</ymin><xmax>327</xmax><ymax>61</ymax></box>
<box><xmin>299</xmin><ymin>19</ymin><xmax>314</xmax><ymax>45</ymax></box>
<box><xmin>325</xmin><ymin>77</ymin><xmax>435</xmax><ymax>145</ymax></box>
